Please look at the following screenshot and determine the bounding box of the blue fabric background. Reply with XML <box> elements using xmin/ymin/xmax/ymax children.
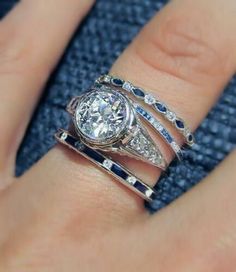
<box><xmin>1</xmin><ymin>0</ymin><xmax>235</xmax><ymax>212</ymax></box>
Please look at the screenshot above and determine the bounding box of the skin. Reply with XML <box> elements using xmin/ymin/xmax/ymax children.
<box><xmin>0</xmin><ymin>0</ymin><xmax>236</xmax><ymax>271</ymax></box>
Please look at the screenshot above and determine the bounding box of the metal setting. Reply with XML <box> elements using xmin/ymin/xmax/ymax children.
<box><xmin>55</xmin><ymin>129</ymin><xmax>158</xmax><ymax>202</ymax></box>
<box><xmin>134</xmin><ymin>104</ymin><xmax>183</xmax><ymax>160</ymax></box>
<box><xmin>96</xmin><ymin>74</ymin><xmax>195</xmax><ymax>146</ymax></box>
<box><xmin>67</xmin><ymin>86</ymin><xmax>167</xmax><ymax>170</ymax></box>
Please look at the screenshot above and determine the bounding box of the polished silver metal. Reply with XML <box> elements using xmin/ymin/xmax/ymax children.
<box><xmin>55</xmin><ymin>129</ymin><xmax>158</xmax><ymax>202</ymax></box>
<box><xmin>133</xmin><ymin>103</ymin><xmax>183</xmax><ymax>160</ymax></box>
<box><xmin>96</xmin><ymin>74</ymin><xmax>195</xmax><ymax>146</ymax></box>
<box><xmin>67</xmin><ymin>86</ymin><xmax>167</xmax><ymax>170</ymax></box>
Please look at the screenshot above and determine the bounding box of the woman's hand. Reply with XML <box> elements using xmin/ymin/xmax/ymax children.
<box><xmin>0</xmin><ymin>0</ymin><xmax>236</xmax><ymax>271</ymax></box>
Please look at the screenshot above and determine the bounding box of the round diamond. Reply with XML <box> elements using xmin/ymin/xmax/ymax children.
<box><xmin>103</xmin><ymin>159</ymin><xmax>113</xmax><ymax>169</ymax></box>
<box><xmin>123</xmin><ymin>82</ymin><xmax>133</xmax><ymax>92</ymax></box>
<box><xmin>127</xmin><ymin>176</ymin><xmax>136</xmax><ymax>185</ymax></box>
<box><xmin>144</xmin><ymin>94</ymin><xmax>156</xmax><ymax>105</ymax></box>
<box><xmin>166</xmin><ymin>111</ymin><xmax>176</xmax><ymax>122</ymax></box>
<box><xmin>75</xmin><ymin>90</ymin><xmax>128</xmax><ymax>142</ymax></box>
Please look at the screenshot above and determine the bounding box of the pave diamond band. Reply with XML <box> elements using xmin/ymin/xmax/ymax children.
<box><xmin>134</xmin><ymin>104</ymin><xmax>182</xmax><ymax>160</ymax></box>
<box><xmin>96</xmin><ymin>74</ymin><xmax>195</xmax><ymax>146</ymax></box>
<box><xmin>55</xmin><ymin>130</ymin><xmax>157</xmax><ymax>201</ymax></box>
<box><xmin>66</xmin><ymin>87</ymin><xmax>167</xmax><ymax>169</ymax></box>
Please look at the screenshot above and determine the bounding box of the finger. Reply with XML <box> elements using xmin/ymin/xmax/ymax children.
<box><xmin>57</xmin><ymin>151</ymin><xmax>235</xmax><ymax>271</ymax></box>
<box><xmin>18</xmin><ymin>0</ymin><xmax>236</xmax><ymax>224</ymax></box>
<box><xmin>0</xmin><ymin>0</ymin><xmax>94</xmax><ymax>181</ymax></box>
<box><xmin>110</xmin><ymin>0</ymin><xmax>236</xmax><ymax>183</ymax></box>
<box><xmin>1</xmin><ymin>151</ymin><xmax>235</xmax><ymax>270</ymax></box>
<box><xmin>140</xmin><ymin>150</ymin><xmax>236</xmax><ymax>271</ymax></box>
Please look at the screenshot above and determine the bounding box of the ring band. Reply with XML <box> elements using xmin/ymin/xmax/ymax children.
<box><xmin>96</xmin><ymin>74</ymin><xmax>195</xmax><ymax>146</ymax></box>
<box><xmin>55</xmin><ymin>129</ymin><xmax>158</xmax><ymax>201</ymax></box>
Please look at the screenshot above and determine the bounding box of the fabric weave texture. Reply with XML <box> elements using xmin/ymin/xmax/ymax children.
<box><xmin>1</xmin><ymin>0</ymin><xmax>235</xmax><ymax>212</ymax></box>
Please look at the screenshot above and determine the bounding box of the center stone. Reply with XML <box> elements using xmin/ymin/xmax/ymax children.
<box><xmin>75</xmin><ymin>90</ymin><xmax>128</xmax><ymax>142</ymax></box>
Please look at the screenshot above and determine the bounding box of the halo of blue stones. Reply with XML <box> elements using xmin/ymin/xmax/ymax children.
<box><xmin>75</xmin><ymin>89</ymin><xmax>129</xmax><ymax>143</ymax></box>
<box><xmin>96</xmin><ymin>74</ymin><xmax>195</xmax><ymax>146</ymax></box>
<box><xmin>56</xmin><ymin>130</ymin><xmax>156</xmax><ymax>201</ymax></box>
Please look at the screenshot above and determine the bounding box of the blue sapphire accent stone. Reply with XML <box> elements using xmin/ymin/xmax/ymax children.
<box><xmin>154</xmin><ymin>102</ymin><xmax>167</xmax><ymax>113</ymax></box>
<box><xmin>65</xmin><ymin>134</ymin><xmax>77</xmax><ymax>146</ymax></box>
<box><xmin>134</xmin><ymin>181</ymin><xmax>148</xmax><ymax>194</ymax></box>
<box><xmin>187</xmin><ymin>134</ymin><xmax>193</xmax><ymax>143</ymax></box>
<box><xmin>161</xmin><ymin>129</ymin><xmax>173</xmax><ymax>143</ymax></box>
<box><xmin>83</xmin><ymin>146</ymin><xmax>105</xmax><ymax>164</ymax></box>
<box><xmin>136</xmin><ymin>106</ymin><xmax>152</xmax><ymax>121</ymax></box>
<box><xmin>111</xmin><ymin>164</ymin><xmax>129</xmax><ymax>180</ymax></box>
<box><xmin>111</xmin><ymin>78</ymin><xmax>124</xmax><ymax>87</ymax></box>
<box><xmin>132</xmin><ymin>88</ymin><xmax>145</xmax><ymax>98</ymax></box>
<box><xmin>135</xmin><ymin>106</ymin><xmax>142</xmax><ymax>114</ymax></box>
<box><xmin>145</xmin><ymin>113</ymin><xmax>152</xmax><ymax>121</ymax></box>
<box><xmin>175</xmin><ymin>119</ymin><xmax>185</xmax><ymax>129</ymax></box>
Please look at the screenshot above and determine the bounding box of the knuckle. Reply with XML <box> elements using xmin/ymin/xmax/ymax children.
<box><xmin>0</xmin><ymin>25</ymin><xmax>49</xmax><ymax>79</ymax></box>
<box><xmin>0</xmin><ymin>25</ymin><xmax>26</xmax><ymax>72</ymax></box>
<box><xmin>134</xmin><ymin>14</ymin><xmax>226</xmax><ymax>86</ymax></box>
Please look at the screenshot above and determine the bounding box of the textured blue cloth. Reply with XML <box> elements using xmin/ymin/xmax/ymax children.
<box><xmin>1</xmin><ymin>0</ymin><xmax>235</xmax><ymax>212</ymax></box>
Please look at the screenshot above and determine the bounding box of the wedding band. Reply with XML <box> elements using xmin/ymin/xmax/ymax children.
<box><xmin>96</xmin><ymin>74</ymin><xmax>195</xmax><ymax>146</ymax></box>
<box><xmin>55</xmin><ymin>129</ymin><xmax>158</xmax><ymax>201</ymax></box>
<box><xmin>134</xmin><ymin>103</ymin><xmax>183</xmax><ymax>160</ymax></box>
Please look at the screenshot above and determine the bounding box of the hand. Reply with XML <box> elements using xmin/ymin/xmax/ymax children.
<box><xmin>0</xmin><ymin>0</ymin><xmax>236</xmax><ymax>271</ymax></box>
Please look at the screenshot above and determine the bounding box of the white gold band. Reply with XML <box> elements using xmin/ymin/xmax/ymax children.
<box><xmin>55</xmin><ymin>129</ymin><xmax>158</xmax><ymax>202</ymax></box>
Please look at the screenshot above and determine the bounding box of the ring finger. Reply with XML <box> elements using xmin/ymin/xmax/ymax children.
<box><xmin>8</xmin><ymin>0</ymin><xmax>236</xmax><ymax>225</ymax></box>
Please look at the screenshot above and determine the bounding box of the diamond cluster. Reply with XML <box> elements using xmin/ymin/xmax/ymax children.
<box><xmin>127</xmin><ymin>129</ymin><xmax>163</xmax><ymax>166</ymax></box>
<box><xmin>75</xmin><ymin>90</ymin><xmax>128</xmax><ymax>142</ymax></box>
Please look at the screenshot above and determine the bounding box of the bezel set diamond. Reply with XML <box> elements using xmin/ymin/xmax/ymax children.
<box><xmin>68</xmin><ymin>86</ymin><xmax>167</xmax><ymax>169</ymax></box>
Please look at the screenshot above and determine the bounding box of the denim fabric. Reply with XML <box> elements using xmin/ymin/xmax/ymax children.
<box><xmin>1</xmin><ymin>0</ymin><xmax>235</xmax><ymax>212</ymax></box>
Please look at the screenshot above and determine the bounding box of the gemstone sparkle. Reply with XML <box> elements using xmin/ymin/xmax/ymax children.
<box><xmin>103</xmin><ymin>159</ymin><xmax>113</xmax><ymax>169</ymax></box>
<box><xmin>75</xmin><ymin>90</ymin><xmax>128</xmax><ymax>142</ymax></box>
<box><xmin>127</xmin><ymin>176</ymin><xmax>136</xmax><ymax>185</ymax></box>
<box><xmin>144</xmin><ymin>94</ymin><xmax>156</xmax><ymax>105</ymax></box>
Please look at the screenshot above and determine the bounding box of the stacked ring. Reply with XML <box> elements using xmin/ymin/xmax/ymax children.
<box><xmin>56</xmin><ymin>74</ymin><xmax>195</xmax><ymax>201</ymax></box>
